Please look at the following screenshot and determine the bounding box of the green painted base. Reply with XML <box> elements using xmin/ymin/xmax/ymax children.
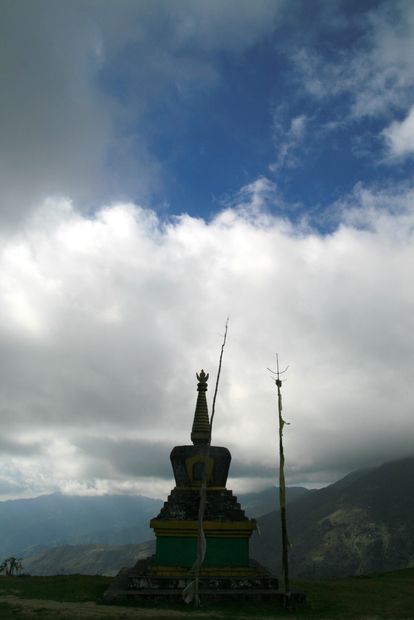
<box><xmin>155</xmin><ymin>536</ymin><xmax>249</xmax><ymax>567</ymax></box>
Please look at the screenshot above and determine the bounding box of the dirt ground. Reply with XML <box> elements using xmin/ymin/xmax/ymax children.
<box><xmin>0</xmin><ymin>595</ymin><xmax>220</xmax><ymax>619</ymax></box>
<box><xmin>0</xmin><ymin>595</ymin><xmax>308</xmax><ymax>620</ymax></box>
<box><xmin>0</xmin><ymin>595</ymin><xmax>399</xmax><ymax>620</ymax></box>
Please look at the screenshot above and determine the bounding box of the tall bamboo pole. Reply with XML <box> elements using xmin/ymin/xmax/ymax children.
<box><xmin>269</xmin><ymin>355</ymin><xmax>290</xmax><ymax>595</ymax></box>
<box><xmin>193</xmin><ymin>318</ymin><xmax>229</xmax><ymax>607</ymax></box>
<box><xmin>277</xmin><ymin>380</ymin><xmax>289</xmax><ymax>592</ymax></box>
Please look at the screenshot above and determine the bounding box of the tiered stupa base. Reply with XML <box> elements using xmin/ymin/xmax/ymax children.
<box><xmin>152</xmin><ymin>486</ymin><xmax>255</xmax><ymax>568</ymax></box>
<box><xmin>103</xmin><ymin>555</ymin><xmax>299</xmax><ymax>604</ymax></box>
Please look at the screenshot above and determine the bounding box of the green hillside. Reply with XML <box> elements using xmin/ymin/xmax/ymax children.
<box><xmin>23</xmin><ymin>541</ymin><xmax>155</xmax><ymax>576</ymax></box>
<box><xmin>251</xmin><ymin>456</ymin><xmax>414</xmax><ymax>579</ymax></box>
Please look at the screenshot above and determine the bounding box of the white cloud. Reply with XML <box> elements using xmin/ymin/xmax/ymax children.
<box><xmin>0</xmin><ymin>182</ymin><xmax>414</xmax><ymax>498</ymax></box>
<box><xmin>221</xmin><ymin>176</ymin><xmax>284</xmax><ymax>219</ymax></box>
<box><xmin>382</xmin><ymin>105</ymin><xmax>414</xmax><ymax>158</ymax></box>
<box><xmin>291</xmin><ymin>1</ymin><xmax>414</xmax><ymax>120</ymax></box>
<box><xmin>270</xmin><ymin>113</ymin><xmax>308</xmax><ymax>173</ymax></box>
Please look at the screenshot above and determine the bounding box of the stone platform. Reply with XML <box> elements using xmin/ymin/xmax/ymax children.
<box><xmin>104</xmin><ymin>555</ymin><xmax>305</xmax><ymax>605</ymax></box>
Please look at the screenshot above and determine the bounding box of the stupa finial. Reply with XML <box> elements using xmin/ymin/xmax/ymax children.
<box><xmin>196</xmin><ymin>369</ymin><xmax>209</xmax><ymax>385</ymax></box>
<box><xmin>191</xmin><ymin>369</ymin><xmax>210</xmax><ymax>445</ymax></box>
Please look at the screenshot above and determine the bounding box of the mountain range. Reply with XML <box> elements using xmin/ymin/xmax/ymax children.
<box><xmin>0</xmin><ymin>493</ymin><xmax>163</xmax><ymax>559</ymax></box>
<box><xmin>251</xmin><ymin>456</ymin><xmax>414</xmax><ymax>579</ymax></box>
<box><xmin>4</xmin><ymin>458</ymin><xmax>413</xmax><ymax>579</ymax></box>
<box><xmin>0</xmin><ymin>486</ymin><xmax>306</xmax><ymax>575</ymax></box>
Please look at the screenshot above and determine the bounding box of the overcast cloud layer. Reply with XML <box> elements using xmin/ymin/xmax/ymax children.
<box><xmin>1</xmin><ymin>182</ymin><xmax>413</xmax><ymax>499</ymax></box>
<box><xmin>1</xmin><ymin>0</ymin><xmax>414</xmax><ymax>500</ymax></box>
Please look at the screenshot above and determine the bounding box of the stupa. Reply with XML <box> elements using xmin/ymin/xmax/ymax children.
<box><xmin>105</xmin><ymin>370</ymin><xmax>280</xmax><ymax>602</ymax></box>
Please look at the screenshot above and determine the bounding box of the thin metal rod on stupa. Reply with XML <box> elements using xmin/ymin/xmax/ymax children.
<box><xmin>268</xmin><ymin>354</ymin><xmax>290</xmax><ymax>596</ymax></box>
<box><xmin>193</xmin><ymin>318</ymin><xmax>229</xmax><ymax>608</ymax></box>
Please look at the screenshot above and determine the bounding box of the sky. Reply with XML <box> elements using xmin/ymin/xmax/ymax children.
<box><xmin>1</xmin><ymin>0</ymin><xmax>414</xmax><ymax>501</ymax></box>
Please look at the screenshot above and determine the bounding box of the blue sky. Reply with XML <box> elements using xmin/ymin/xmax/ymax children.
<box><xmin>1</xmin><ymin>0</ymin><xmax>414</xmax><ymax>500</ymax></box>
<box><xmin>2</xmin><ymin>0</ymin><xmax>414</xmax><ymax>226</ymax></box>
<box><xmin>91</xmin><ymin>0</ymin><xmax>414</xmax><ymax>226</ymax></box>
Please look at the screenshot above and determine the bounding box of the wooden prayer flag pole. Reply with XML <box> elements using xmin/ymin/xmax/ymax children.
<box><xmin>268</xmin><ymin>354</ymin><xmax>290</xmax><ymax>596</ymax></box>
<box><xmin>192</xmin><ymin>318</ymin><xmax>229</xmax><ymax>608</ymax></box>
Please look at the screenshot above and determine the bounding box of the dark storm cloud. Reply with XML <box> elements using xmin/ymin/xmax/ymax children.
<box><xmin>229</xmin><ymin>458</ymin><xmax>276</xmax><ymax>480</ymax></box>
<box><xmin>0</xmin><ymin>436</ymin><xmax>43</xmax><ymax>457</ymax></box>
<box><xmin>286</xmin><ymin>428</ymin><xmax>414</xmax><ymax>485</ymax></box>
<box><xmin>75</xmin><ymin>436</ymin><xmax>173</xmax><ymax>480</ymax></box>
<box><xmin>76</xmin><ymin>437</ymin><xmax>288</xmax><ymax>483</ymax></box>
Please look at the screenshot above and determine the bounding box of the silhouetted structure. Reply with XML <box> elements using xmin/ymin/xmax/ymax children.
<box><xmin>150</xmin><ymin>369</ymin><xmax>257</xmax><ymax>574</ymax></box>
<box><xmin>105</xmin><ymin>370</ymin><xmax>304</xmax><ymax>604</ymax></box>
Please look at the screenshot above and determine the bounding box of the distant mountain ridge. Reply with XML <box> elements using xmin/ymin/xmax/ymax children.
<box><xmin>0</xmin><ymin>485</ymin><xmax>307</xmax><ymax>567</ymax></box>
<box><xmin>8</xmin><ymin>459</ymin><xmax>414</xmax><ymax>580</ymax></box>
<box><xmin>3</xmin><ymin>486</ymin><xmax>308</xmax><ymax>576</ymax></box>
<box><xmin>0</xmin><ymin>493</ymin><xmax>163</xmax><ymax>559</ymax></box>
<box><xmin>7</xmin><ymin>459</ymin><xmax>414</xmax><ymax>579</ymax></box>
<box><xmin>251</xmin><ymin>456</ymin><xmax>414</xmax><ymax>579</ymax></box>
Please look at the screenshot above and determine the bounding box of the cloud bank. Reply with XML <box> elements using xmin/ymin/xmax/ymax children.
<box><xmin>0</xmin><ymin>182</ymin><xmax>413</xmax><ymax>498</ymax></box>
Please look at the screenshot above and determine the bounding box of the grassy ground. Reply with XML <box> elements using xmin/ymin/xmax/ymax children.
<box><xmin>297</xmin><ymin>568</ymin><xmax>414</xmax><ymax>618</ymax></box>
<box><xmin>0</xmin><ymin>568</ymin><xmax>413</xmax><ymax>619</ymax></box>
<box><xmin>0</xmin><ymin>574</ymin><xmax>112</xmax><ymax>602</ymax></box>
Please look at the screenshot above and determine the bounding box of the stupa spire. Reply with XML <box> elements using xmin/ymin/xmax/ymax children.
<box><xmin>191</xmin><ymin>369</ymin><xmax>211</xmax><ymax>445</ymax></box>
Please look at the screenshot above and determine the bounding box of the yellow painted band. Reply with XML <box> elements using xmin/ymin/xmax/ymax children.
<box><xmin>150</xmin><ymin>518</ymin><xmax>256</xmax><ymax>538</ymax></box>
<box><xmin>174</xmin><ymin>485</ymin><xmax>226</xmax><ymax>490</ymax></box>
<box><xmin>148</xmin><ymin>566</ymin><xmax>262</xmax><ymax>577</ymax></box>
